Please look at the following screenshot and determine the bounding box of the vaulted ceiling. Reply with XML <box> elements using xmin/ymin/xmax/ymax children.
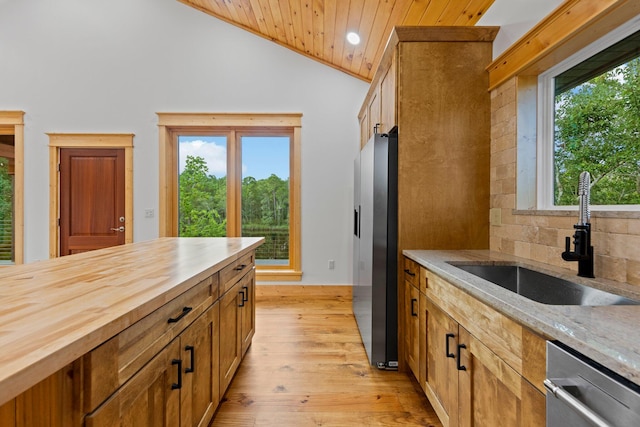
<box><xmin>178</xmin><ymin>0</ymin><xmax>496</xmax><ymax>82</ymax></box>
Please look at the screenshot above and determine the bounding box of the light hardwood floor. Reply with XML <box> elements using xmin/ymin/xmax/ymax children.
<box><xmin>211</xmin><ymin>285</ymin><xmax>442</xmax><ymax>426</ymax></box>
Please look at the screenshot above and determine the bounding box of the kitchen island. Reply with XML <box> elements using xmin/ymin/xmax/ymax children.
<box><xmin>0</xmin><ymin>237</ymin><xmax>262</xmax><ymax>426</ymax></box>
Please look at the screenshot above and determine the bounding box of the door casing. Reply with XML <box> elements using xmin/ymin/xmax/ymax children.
<box><xmin>48</xmin><ymin>134</ymin><xmax>133</xmax><ymax>258</ymax></box>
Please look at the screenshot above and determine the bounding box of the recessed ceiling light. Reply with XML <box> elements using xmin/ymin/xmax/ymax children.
<box><xmin>346</xmin><ymin>32</ymin><xmax>361</xmax><ymax>45</ymax></box>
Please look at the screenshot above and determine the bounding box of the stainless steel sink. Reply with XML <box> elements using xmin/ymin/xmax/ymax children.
<box><xmin>451</xmin><ymin>264</ymin><xmax>639</xmax><ymax>306</ymax></box>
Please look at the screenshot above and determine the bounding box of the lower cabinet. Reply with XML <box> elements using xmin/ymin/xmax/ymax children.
<box><xmin>220</xmin><ymin>268</ymin><xmax>255</xmax><ymax>395</ymax></box>
<box><xmin>85</xmin><ymin>338</ymin><xmax>181</xmax><ymax>427</ymax></box>
<box><xmin>86</xmin><ymin>303</ymin><xmax>220</xmax><ymax>427</ymax></box>
<box><xmin>179</xmin><ymin>303</ymin><xmax>220</xmax><ymax>427</ymax></box>
<box><xmin>240</xmin><ymin>271</ymin><xmax>255</xmax><ymax>356</ymax></box>
<box><xmin>405</xmin><ymin>258</ymin><xmax>547</xmax><ymax>427</ymax></box>
<box><xmin>405</xmin><ymin>279</ymin><xmax>420</xmax><ymax>377</ymax></box>
<box><xmin>219</xmin><ymin>280</ymin><xmax>243</xmax><ymax>395</ymax></box>
<box><xmin>425</xmin><ymin>297</ymin><xmax>545</xmax><ymax>427</ymax></box>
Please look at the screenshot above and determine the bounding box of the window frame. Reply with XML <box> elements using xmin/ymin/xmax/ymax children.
<box><xmin>0</xmin><ymin>111</ymin><xmax>24</xmax><ymax>265</ymax></box>
<box><xmin>157</xmin><ymin>113</ymin><xmax>302</xmax><ymax>281</ymax></box>
<box><xmin>537</xmin><ymin>16</ymin><xmax>640</xmax><ymax>211</ymax></box>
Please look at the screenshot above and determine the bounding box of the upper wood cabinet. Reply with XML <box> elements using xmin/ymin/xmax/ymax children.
<box><xmin>357</xmin><ymin>26</ymin><xmax>498</xmax><ymax>371</ymax></box>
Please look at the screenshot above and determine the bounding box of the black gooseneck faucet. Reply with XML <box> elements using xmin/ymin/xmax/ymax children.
<box><xmin>561</xmin><ymin>171</ymin><xmax>595</xmax><ymax>278</ymax></box>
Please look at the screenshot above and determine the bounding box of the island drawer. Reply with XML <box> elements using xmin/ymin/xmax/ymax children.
<box><xmin>220</xmin><ymin>251</ymin><xmax>255</xmax><ymax>295</ymax></box>
<box><xmin>82</xmin><ymin>274</ymin><xmax>217</xmax><ymax>413</ymax></box>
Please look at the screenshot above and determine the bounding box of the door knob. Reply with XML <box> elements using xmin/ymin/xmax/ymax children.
<box><xmin>110</xmin><ymin>226</ymin><xmax>125</xmax><ymax>232</ymax></box>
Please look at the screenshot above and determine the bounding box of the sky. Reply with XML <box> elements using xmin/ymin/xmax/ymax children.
<box><xmin>178</xmin><ymin>135</ymin><xmax>289</xmax><ymax>180</ymax></box>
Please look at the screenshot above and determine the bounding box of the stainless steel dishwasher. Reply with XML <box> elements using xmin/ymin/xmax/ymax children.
<box><xmin>545</xmin><ymin>341</ymin><xmax>640</xmax><ymax>426</ymax></box>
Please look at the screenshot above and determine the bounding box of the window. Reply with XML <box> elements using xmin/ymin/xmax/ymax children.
<box><xmin>0</xmin><ymin>135</ymin><xmax>15</xmax><ymax>263</ymax></box>
<box><xmin>158</xmin><ymin>113</ymin><xmax>302</xmax><ymax>281</ymax></box>
<box><xmin>538</xmin><ymin>18</ymin><xmax>640</xmax><ymax>210</ymax></box>
<box><xmin>0</xmin><ymin>111</ymin><xmax>24</xmax><ymax>265</ymax></box>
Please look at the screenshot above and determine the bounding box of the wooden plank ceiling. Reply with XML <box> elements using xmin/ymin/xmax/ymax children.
<box><xmin>178</xmin><ymin>0</ymin><xmax>496</xmax><ymax>82</ymax></box>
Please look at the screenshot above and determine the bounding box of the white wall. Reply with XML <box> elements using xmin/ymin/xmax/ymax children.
<box><xmin>479</xmin><ymin>0</ymin><xmax>564</xmax><ymax>58</ymax></box>
<box><xmin>0</xmin><ymin>0</ymin><xmax>369</xmax><ymax>284</ymax></box>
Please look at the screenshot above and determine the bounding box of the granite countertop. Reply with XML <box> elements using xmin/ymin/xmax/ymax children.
<box><xmin>403</xmin><ymin>249</ymin><xmax>640</xmax><ymax>385</ymax></box>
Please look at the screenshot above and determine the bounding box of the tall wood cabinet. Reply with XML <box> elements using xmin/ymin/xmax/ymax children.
<box><xmin>357</xmin><ymin>26</ymin><xmax>499</xmax><ymax>370</ymax></box>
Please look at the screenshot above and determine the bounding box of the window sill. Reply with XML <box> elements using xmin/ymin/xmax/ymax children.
<box><xmin>513</xmin><ymin>209</ymin><xmax>640</xmax><ymax>220</ymax></box>
<box><xmin>256</xmin><ymin>269</ymin><xmax>303</xmax><ymax>282</ymax></box>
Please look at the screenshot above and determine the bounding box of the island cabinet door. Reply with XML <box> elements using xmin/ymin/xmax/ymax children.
<box><xmin>456</xmin><ymin>327</ymin><xmax>545</xmax><ymax>427</ymax></box>
<box><xmin>180</xmin><ymin>302</ymin><xmax>220</xmax><ymax>427</ymax></box>
<box><xmin>240</xmin><ymin>270</ymin><xmax>255</xmax><ymax>356</ymax></box>
<box><xmin>424</xmin><ymin>298</ymin><xmax>459</xmax><ymax>427</ymax></box>
<box><xmin>219</xmin><ymin>280</ymin><xmax>243</xmax><ymax>395</ymax></box>
<box><xmin>85</xmin><ymin>339</ymin><xmax>181</xmax><ymax>427</ymax></box>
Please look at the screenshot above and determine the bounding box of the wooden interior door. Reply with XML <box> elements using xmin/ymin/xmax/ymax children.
<box><xmin>59</xmin><ymin>148</ymin><xmax>125</xmax><ymax>256</ymax></box>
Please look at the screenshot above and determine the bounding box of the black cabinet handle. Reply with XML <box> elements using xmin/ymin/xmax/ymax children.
<box><xmin>457</xmin><ymin>344</ymin><xmax>467</xmax><ymax>371</ymax></box>
<box><xmin>242</xmin><ymin>286</ymin><xmax>249</xmax><ymax>302</ymax></box>
<box><xmin>185</xmin><ymin>345</ymin><xmax>195</xmax><ymax>373</ymax></box>
<box><xmin>171</xmin><ymin>359</ymin><xmax>182</xmax><ymax>389</ymax></box>
<box><xmin>239</xmin><ymin>290</ymin><xmax>245</xmax><ymax>307</ymax></box>
<box><xmin>404</xmin><ymin>269</ymin><xmax>416</xmax><ymax>277</ymax></box>
<box><xmin>354</xmin><ymin>208</ymin><xmax>359</xmax><ymax>237</ymax></box>
<box><xmin>234</xmin><ymin>264</ymin><xmax>247</xmax><ymax>271</ymax></box>
<box><xmin>446</xmin><ymin>333</ymin><xmax>455</xmax><ymax>358</ymax></box>
<box><xmin>410</xmin><ymin>298</ymin><xmax>418</xmax><ymax>317</ymax></box>
<box><xmin>167</xmin><ymin>306</ymin><xmax>192</xmax><ymax>324</ymax></box>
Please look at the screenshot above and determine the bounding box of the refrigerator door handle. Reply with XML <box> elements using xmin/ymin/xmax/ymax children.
<box><xmin>354</xmin><ymin>207</ymin><xmax>359</xmax><ymax>237</ymax></box>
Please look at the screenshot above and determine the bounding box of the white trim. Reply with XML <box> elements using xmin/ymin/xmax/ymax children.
<box><xmin>536</xmin><ymin>14</ymin><xmax>640</xmax><ymax>210</ymax></box>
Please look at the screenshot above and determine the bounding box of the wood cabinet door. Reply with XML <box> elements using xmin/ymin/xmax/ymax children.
<box><xmin>367</xmin><ymin>85</ymin><xmax>381</xmax><ymax>140</ymax></box>
<box><xmin>219</xmin><ymin>282</ymin><xmax>242</xmax><ymax>395</ymax></box>
<box><xmin>405</xmin><ymin>281</ymin><xmax>420</xmax><ymax>377</ymax></box>
<box><xmin>379</xmin><ymin>53</ymin><xmax>396</xmax><ymax>133</ymax></box>
<box><xmin>425</xmin><ymin>298</ymin><xmax>459</xmax><ymax>427</ymax></box>
<box><xmin>457</xmin><ymin>327</ymin><xmax>545</xmax><ymax>427</ymax></box>
<box><xmin>240</xmin><ymin>272</ymin><xmax>255</xmax><ymax>356</ymax></box>
<box><xmin>180</xmin><ymin>303</ymin><xmax>220</xmax><ymax>427</ymax></box>
<box><xmin>359</xmin><ymin>110</ymin><xmax>369</xmax><ymax>149</ymax></box>
<box><xmin>85</xmin><ymin>339</ymin><xmax>181</xmax><ymax>427</ymax></box>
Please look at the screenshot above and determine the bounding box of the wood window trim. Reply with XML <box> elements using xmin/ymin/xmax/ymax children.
<box><xmin>0</xmin><ymin>111</ymin><xmax>24</xmax><ymax>265</ymax></box>
<box><xmin>47</xmin><ymin>133</ymin><xmax>134</xmax><ymax>258</ymax></box>
<box><xmin>157</xmin><ymin>113</ymin><xmax>302</xmax><ymax>281</ymax></box>
<box><xmin>487</xmin><ymin>0</ymin><xmax>640</xmax><ymax>91</ymax></box>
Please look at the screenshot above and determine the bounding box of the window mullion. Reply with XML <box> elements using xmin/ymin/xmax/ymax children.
<box><xmin>227</xmin><ymin>130</ymin><xmax>242</xmax><ymax>236</ymax></box>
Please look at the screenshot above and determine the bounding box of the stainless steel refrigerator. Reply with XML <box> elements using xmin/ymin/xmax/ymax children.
<box><xmin>352</xmin><ymin>129</ymin><xmax>398</xmax><ymax>369</ymax></box>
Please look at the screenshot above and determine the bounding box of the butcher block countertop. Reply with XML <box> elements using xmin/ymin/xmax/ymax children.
<box><xmin>0</xmin><ymin>237</ymin><xmax>263</xmax><ymax>407</ymax></box>
<box><xmin>404</xmin><ymin>249</ymin><xmax>640</xmax><ymax>385</ymax></box>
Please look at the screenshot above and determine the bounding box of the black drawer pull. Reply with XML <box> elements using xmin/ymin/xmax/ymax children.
<box><xmin>168</xmin><ymin>306</ymin><xmax>192</xmax><ymax>323</ymax></box>
<box><xmin>171</xmin><ymin>359</ymin><xmax>182</xmax><ymax>389</ymax></box>
<box><xmin>410</xmin><ymin>298</ymin><xmax>418</xmax><ymax>317</ymax></box>
<box><xmin>234</xmin><ymin>264</ymin><xmax>247</xmax><ymax>271</ymax></box>
<box><xmin>404</xmin><ymin>269</ymin><xmax>416</xmax><ymax>277</ymax></box>
<box><xmin>457</xmin><ymin>344</ymin><xmax>467</xmax><ymax>371</ymax></box>
<box><xmin>445</xmin><ymin>333</ymin><xmax>455</xmax><ymax>358</ymax></box>
<box><xmin>242</xmin><ymin>286</ymin><xmax>249</xmax><ymax>302</ymax></box>
<box><xmin>185</xmin><ymin>345</ymin><xmax>195</xmax><ymax>373</ymax></box>
<box><xmin>239</xmin><ymin>290</ymin><xmax>246</xmax><ymax>307</ymax></box>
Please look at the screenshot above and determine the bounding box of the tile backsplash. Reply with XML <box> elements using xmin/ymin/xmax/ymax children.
<box><xmin>490</xmin><ymin>77</ymin><xmax>640</xmax><ymax>285</ymax></box>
